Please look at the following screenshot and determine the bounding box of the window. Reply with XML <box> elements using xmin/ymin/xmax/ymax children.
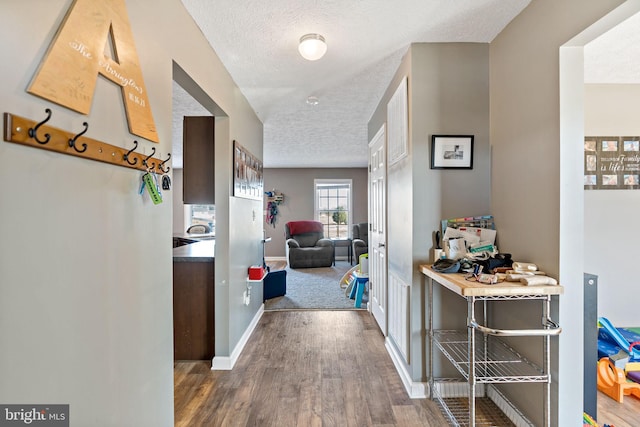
<box><xmin>314</xmin><ymin>179</ymin><xmax>352</xmax><ymax>238</ymax></box>
<box><xmin>184</xmin><ymin>204</ymin><xmax>215</xmax><ymax>234</ymax></box>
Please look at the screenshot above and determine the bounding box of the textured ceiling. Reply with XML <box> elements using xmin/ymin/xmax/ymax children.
<box><xmin>171</xmin><ymin>1</ymin><xmax>639</xmax><ymax>169</ymax></box>
<box><xmin>171</xmin><ymin>0</ymin><xmax>530</xmax><ymax>168</ymax></box>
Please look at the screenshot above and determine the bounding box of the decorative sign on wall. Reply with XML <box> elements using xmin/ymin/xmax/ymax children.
<box><xmin>27</xmin><ymin>0</ymin><xmax>159</xmax><ymax>143</ymax></box>
<box><xmin>265</xmin><ymin>190</ymin><xmax>284</xmax><ymax>228</ymax></box>
<box><xmin>584</xmin><ymin>136</ymin><xmax>640</xmax><ymax>189</ymax></box>
<box><xmin>233</xmin><ymin>140</ymin><xmax>263</xmax><ymax>200</ymax></box>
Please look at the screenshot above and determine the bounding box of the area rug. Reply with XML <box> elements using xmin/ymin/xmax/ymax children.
<box><xmin>264</xmin><ymin>261</ymin><xmax>367</xmax><ymax>310</ymax></box>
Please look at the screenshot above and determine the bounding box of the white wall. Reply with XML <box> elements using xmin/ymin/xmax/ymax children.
<box><xmin>584</xmin><ymin>84</ymin><xmax>640</xmax><ymax>327</ymax></box>
<box><xmin>0</xmin><ymin>1</ymin><xmax>262</xmax><ymax>425</ymax></box>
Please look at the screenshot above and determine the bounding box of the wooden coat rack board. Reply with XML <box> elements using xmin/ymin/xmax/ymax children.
<box><xmin>3</xmin><ymin>109</ymin><xmax>170</xmax><ymax>174</ymax></box>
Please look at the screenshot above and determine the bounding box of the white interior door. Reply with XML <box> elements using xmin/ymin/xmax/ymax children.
<box><xmin>369</xmin><ymin>125</ymin><xmax>387</xmax><ymax>334</ymax></box>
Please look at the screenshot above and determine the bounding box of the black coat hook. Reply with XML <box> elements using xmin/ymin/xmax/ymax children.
<box><xmin>142</xmin><ymin>147</ymin><xmax>156</xmax><ymax>169</ymax></box>
<box><xmin>28</xmin><ymin>108</ymin><xmax>52</xmax><ymax>145</ymax></box>
<box><xmin>68</xmin><ymin>122</ymin><xmax>88</xmax><ymax>153</ymax></box>
<box><xmin>158</xmin><ymin>153</ymin><xmax>171</xmax><ymax>174</ymax></box>
<box><xmin>124</xmin><ymin>140</ymin><xmax>139</xmax><ymax>165</ymax></box>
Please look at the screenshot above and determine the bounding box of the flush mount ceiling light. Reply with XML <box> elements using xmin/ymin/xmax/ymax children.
<box><xmin>306</xmin><ymin>96</ymin><xmax>319</xmax><ymax>105</ymax></box>
<box><xmin>298</xmin><ymin>33</ymin><xmax>327</xmax><ymax>61</ymax></box>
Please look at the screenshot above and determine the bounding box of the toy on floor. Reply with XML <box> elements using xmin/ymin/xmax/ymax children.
<box><xmin>583</xmin><ymin>411</ymin><xmax>596</xmax><ymax>426</ymax></box>
<box><xmin>583</xmin><ymin>411</ymin><xmax>616</xmax><ymax>427</ymax></box>
<box><xmin>339</xmin><ymin>265</ymin><xmax>359</xmax><ymax>291</ymax></box>
<box><xmin>598</xmin><ymin>317</ymin><xmax>640</xmax><ymax>360</ymax></box>
<box><xmin>597</xmin><ymin>357</ymin><xmax>640</xmax><ymax>403</ymax></box>
<box><xmin>626</xmin><ymin>360</ymin><xmax>640</xmax><ymax>383</ymax></box>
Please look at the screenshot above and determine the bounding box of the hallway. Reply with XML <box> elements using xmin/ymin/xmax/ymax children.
<box><xmin>174</xmin><ymin>310</ymin><xmax>446</xmax><ymax>426</ymax></box>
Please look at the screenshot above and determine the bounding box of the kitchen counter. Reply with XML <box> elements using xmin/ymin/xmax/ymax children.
<box><xmin>173</xmin><ymin>240</ymin><xmax>215</xmax><ymax>262</ymax></box>
<box><xmin>173</xmin><ymin>232</ymin><xmax>215</xmax><ymax>240</ymax></box>
<box><xmin>173</xmin><ymin>241</ymin><xmax>215</xmax><ymax>360</ymax></box>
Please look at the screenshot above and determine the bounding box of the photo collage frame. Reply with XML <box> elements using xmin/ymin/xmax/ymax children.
<box><xmin>584</xmin><ymin>136</ymin><xmax>640</xmax><ymax>190</ymax></box>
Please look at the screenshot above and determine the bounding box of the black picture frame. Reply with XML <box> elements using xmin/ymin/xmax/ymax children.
<box><xmin>430</xmin><ymin>135</ymin><xmax>474</xmax><ymax>169</ymax></box>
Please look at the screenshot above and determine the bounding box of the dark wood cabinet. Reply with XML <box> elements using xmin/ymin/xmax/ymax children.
<box><xmin>173</xmin><ymin>260</ymin><xmax>214</xmax><ymax>360</ymax></box>
<box><xmin>183</xmin><ymin>116</ymin><xmax>214</xmax><ymax>204</ymax></box>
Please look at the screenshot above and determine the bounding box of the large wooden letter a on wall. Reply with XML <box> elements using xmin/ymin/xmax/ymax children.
<box><xmin>28</xmin><ymin>0</ymin><xmax>159</xmax><ymax>142</ymax></box>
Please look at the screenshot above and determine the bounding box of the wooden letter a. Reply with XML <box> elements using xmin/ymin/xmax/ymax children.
<box><xmin>28</xmin><ymin>0</ymin><xmax>159</xmax><ymax>142</ymax></box>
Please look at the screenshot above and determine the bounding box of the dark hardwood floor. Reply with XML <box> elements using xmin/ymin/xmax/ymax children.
<box><xmin>175</xmin><ymin>310</ymin><xmax>447</xmax><ymax>426</ymax></box>
<box><xmin>174</xmin><ymin>264</ymin><xmax>638</xmax><ymax>426</ymax></box>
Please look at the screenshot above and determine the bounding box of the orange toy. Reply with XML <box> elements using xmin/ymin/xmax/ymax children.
<box><xmin>597</xmin><ymin>357</ymin><xmax>640</xmax><ymax>403</ymax></box>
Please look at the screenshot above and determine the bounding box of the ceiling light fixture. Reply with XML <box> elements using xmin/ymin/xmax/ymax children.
<box><xmin>306</xmin><ymin>96</ymin><xmax>319</xmax><ymax>105</ymax></box>
<box><xmin>298</xmin><ymin>33</ymin><xmax>327</xmax><ymax>61</ymax></box>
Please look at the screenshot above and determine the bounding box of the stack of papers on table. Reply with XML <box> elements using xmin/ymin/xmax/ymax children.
<box><xmin>443</xmin><ymin>226</ymin><xmax>496</xmax><ymax>248</ymax></box>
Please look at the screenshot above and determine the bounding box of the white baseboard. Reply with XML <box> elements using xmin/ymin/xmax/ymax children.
<box><xmin>486</xmin><ymin>385</ymin><xmax>531</xmax><ymax>427</ymax></box>
<box><xmin>211</xmin><ymin>304</ymin><xmax>264</xmax><ymax>370</ymax></box>
<box><xmin>265</xmin><ymin>256</ymin><xmax>286</xmax><ymax>262</ymax></box>
<box><xmin>432</xmin><ymin>380</ymin><xmax>484</xmax><ymax>398</ymax></box>
<box><xmin>384</xmin><ymin>338</ymin><xmax>428</xmax><ymax>399</ymax></box>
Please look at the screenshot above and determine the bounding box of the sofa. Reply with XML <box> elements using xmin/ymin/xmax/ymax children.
<box><xmin>285</xmin><ymin>220</ymin><xmax>333</xmax><ymax>269</ymax></box>
<box><xmin>352</xmin><ymin>222</ymin><xmax>369</xmax><ymax>262</ymax></box>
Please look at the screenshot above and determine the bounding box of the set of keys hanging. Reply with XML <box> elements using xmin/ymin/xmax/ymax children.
<box><xmin>139</xmin><ymin>169</ymin><xmax>171</xmax><ymax>205</ymax></box>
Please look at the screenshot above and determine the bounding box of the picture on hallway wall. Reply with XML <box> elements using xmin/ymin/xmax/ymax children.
<box><xmin>233</xmin><ymin>140</ymin><xmax>263</xmax><ymax>200</ymax></box>
<box><xmin>584</xmin><ymin>136</ymin><xmax>640</xmax><ymax>190</ymax></box>
<box><xmin>430</xmin><ymin>135</ymin><xmax>474</xmax><ymax>169</ymax></box>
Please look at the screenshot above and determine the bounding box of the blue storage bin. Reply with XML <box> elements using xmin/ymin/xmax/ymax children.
<box><xmin>263</xmin><ymin>270</ymin><xmax>286</xmax><ymax>301</ymax></box>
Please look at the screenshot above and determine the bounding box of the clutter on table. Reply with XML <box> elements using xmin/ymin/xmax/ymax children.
<box><xmin>431</xmin><ymin>214</ymin><xmax>559</xmax><ymax>286</ymax></box>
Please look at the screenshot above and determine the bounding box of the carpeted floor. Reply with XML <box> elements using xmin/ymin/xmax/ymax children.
<box><xmin>264</xmin><ymin>261</ymin><xmax>367</xmax><ymax>310</ymax></box>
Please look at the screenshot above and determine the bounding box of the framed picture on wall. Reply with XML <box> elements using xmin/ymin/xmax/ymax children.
<box><xmin>233</xmin><ymin>140</ymin><xmax>263</xmax><ymax>200</ymax></box>
<box><xmin>584</xmin><ymin>136</ymin><xmax>640</xmax><ymax>190</ymax></box>
<box><xmin>430</xmin><ymin>135</ymin><xmax>474</xmax><ymax>169</ymax></box>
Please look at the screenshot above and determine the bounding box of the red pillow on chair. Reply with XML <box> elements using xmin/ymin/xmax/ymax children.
<box><xmin>287</xmin><ymin>221</ymin><xmax>324</xmax><ymax>235</ymax></box>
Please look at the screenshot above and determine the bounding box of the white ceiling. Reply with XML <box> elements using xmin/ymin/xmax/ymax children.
<box><xmin>584</xmin><ymin>12</ymin><xmax>640</xmax><ymax>84</ymax></box>
<box><xmin>171</xmin><ymin>1</ymin><xmax>639</xmax><ymax>169</ymax></box>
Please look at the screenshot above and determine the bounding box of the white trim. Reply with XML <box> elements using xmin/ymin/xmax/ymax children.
<box><xmin>183</xmin><ymin>204</ymin><xmax>191</xmax><ymax>232</ymax></box>
<box><xmin>211</xmin><ymin>304</ymin><xmax>264</xmax><ymax>370</ymax></box>
<box><xmin>387</xmin><ymin>272</ymin><xmax>409</xmax><ymax>361</ymax></box>
<box><xmin>433</xmin><ymin>381</ymin><xmax>484</xmax><ymax>398</ymax></box>
<box><xmin>264</xmin><ymin>256</ymin><xmax>286</xmax><ymax>262</ymax></box>
<box><xmin>387</xmin><ymin>76</ymin><xmax>408</xmax><ymax>165</ymax></box>
<box><xmin>384</xmin><ymin>338</ymin><xmax>427</xmax><ymax>398</ymax></box>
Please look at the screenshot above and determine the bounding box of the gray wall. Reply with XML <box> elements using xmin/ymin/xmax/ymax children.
<box><xmin>490</xmin><ymin>1</ymin><xmax>626</xmax><ymax>425</ymax></box>
<box><xmin>172</xmin><ymin>169</ymin><xmax>185</xmax><ymax>234</ymax></box>
<box><xmin>585</xmin><ymin>83</ymin><xmax>640</xmax><ymax>327</ymax></box>
<box><xmin>368</xmin><ymin>43</ymin><xmax>491</xmax><ymax>381</ymax></box>
<box><xmin>0</xmin><ymin>1</ymin><xmax>262</xmax><ymax>425</ymax></box>
<box><xmin>263</xmin><ymin>168</ymin><xmax>368</xmax><ymax>258</ymax></box>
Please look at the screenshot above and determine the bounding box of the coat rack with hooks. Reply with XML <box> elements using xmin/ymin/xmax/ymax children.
<box><xmin>3</xmin><ymin>109</ymin><xmax>170</xmax><ymax>174</ymax></box>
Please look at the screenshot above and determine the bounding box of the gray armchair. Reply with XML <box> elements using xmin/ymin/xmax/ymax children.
<box><xmin>285</xmin><ymin>221</ymin><xmax>334</xmax><ymax>269</ymax></box>
<box><xmin>352</xmin><ymin>223</ymin><xmax>369</xmax><ymax>262</ymax></box>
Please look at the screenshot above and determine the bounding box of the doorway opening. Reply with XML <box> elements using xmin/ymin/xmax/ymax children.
<box><xmin>559</xmin><ymin>3</ymin><xmax>640</xmax><ymax>424</ymax></box>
